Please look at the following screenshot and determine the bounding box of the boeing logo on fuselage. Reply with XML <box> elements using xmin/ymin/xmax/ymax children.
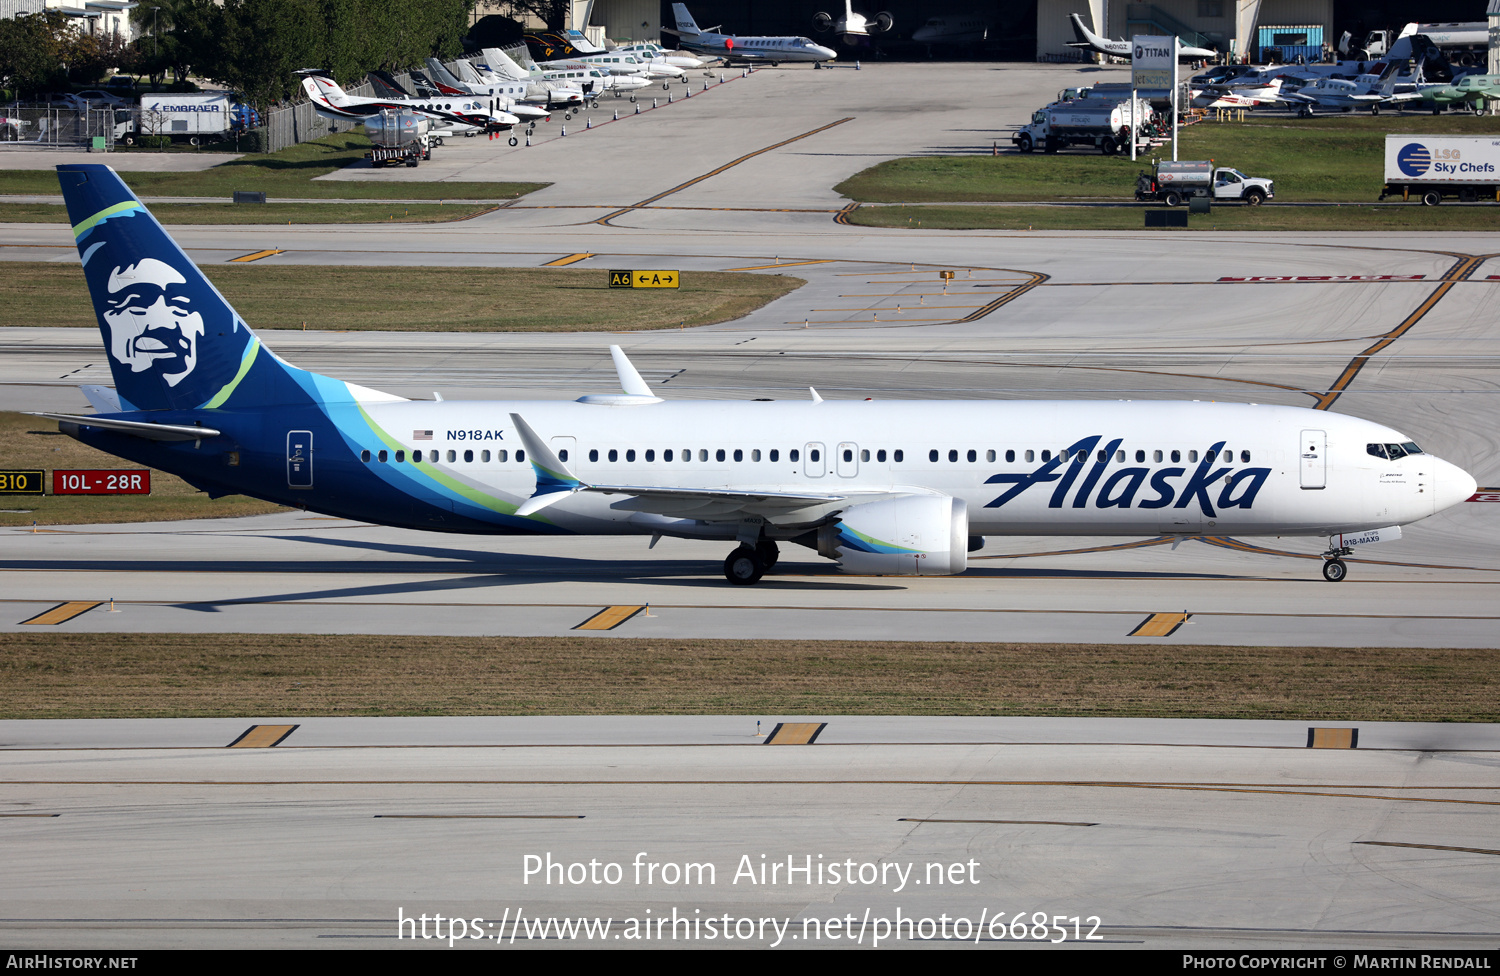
<box><xmin>983</xmin><ymin>435</ymin><xmax>1271</xmax><ymax>516</ymax></box>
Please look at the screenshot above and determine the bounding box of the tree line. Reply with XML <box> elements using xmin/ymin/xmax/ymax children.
<box><xmin>2</xmin><ymin>0</ymin><xmax>475</xmax><ymax>106</ymax></box>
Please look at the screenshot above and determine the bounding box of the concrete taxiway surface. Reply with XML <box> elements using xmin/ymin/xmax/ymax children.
<box><xmin>2</xmin><ymin>716</ymin><xmax>1497</xmax><ymax>949</ymax></box>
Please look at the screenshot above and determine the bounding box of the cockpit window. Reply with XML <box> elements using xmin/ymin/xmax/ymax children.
<box><xmin>1370</xmin><ymin>442</ymin><xmax>1422</xmax><ymax>460</ymax></box>
<box><xmin>1401</xmin><ymin>441</ymin><xmax>1423</xmax><ymax>455</ymax></box>
<box><xmin>1367</xmin><ymin>443</ymin><xmax>1389</xmax><ymax>459</ymax></box>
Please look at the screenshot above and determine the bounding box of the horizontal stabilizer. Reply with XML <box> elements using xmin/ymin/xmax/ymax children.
<box><xmin>29</xmin><ymin>411</ymin><xmax>221</xmax><ymax>442</ymax></box>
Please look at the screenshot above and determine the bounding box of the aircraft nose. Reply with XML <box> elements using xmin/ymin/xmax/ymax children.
<box><xmin>1432</xmin><ymin>456</ymin><xmax>1478</xmax><ymax>514</ymax></box>
<box><xmin>817</xmin><ymin>46</ymin><xmax>838</xmax><ymax>59</ymax></box>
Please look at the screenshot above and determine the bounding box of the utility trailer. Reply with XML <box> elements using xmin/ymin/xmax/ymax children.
<box><xmin>1379</xmin><ymin>135</ymin><xmax>1500</xmax><ymax>205</ymax></box>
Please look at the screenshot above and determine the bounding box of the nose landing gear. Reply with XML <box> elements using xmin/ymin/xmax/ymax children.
<box><xmin>1321</xmin><ymin>543</ymin><xmax>1352</xmax><ymax>582</ymax></box>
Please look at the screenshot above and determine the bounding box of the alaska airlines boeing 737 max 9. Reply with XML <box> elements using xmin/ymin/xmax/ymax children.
<box><xmin>38</xmin><ymin>166</ymin><xmax>1477</xmax><ymax>585</ymax></box>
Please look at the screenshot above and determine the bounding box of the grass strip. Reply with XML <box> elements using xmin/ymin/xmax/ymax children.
<box><xmin>0</xmin><ymin>202</ymin><xmax>498</xmax><ymax>224</ymax></box>
<box><xmin>0</xmin><ymin>132</ymin><xmax>547</xmax><ymax>201</ymax></box>
<box><xmin>0</xmin><ymin>411</ymin><xmax>285</xmax><ymax>526</ymax></box>
<box><xmin>835</xmin><ymin>115</ymin><xmax>1500</xmax><ymax>204</ymax></box>
<box><xmin>0</xmin><ymin>634</ymin><xmax>1494</xmax><ymax>721</ymax></box>
<box><xmin>0</xmin><ymin>262</ymin><xmax>804</xmax><ymax>332</ymax></box>
<box><xmin>846</xmin><ymin>202</ymin><xmax>1500</xmax><ymax>232</ymax></box>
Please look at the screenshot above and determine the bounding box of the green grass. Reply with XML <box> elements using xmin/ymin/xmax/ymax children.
<box><xmin>0</xmin><ymin>132</ymin><xmax>547</xmax><ymax>201</ymax></box>
<box><xmin>0</xmin><ymin>262</ymin><xmax>805</xmax><ymax>333</ymax></box>
<box><xmin>0</xmin><ymin>202</ymin><xmax>498</xmax><ymax>224</ymax></box>
<box><xmin>1</xmin><ymin>634</ymin><xmax>1495</xmax><ymax>720</ymax></box>
<box><xmin>848</xmin><ymin>202</ymin><xmax>1500</xmax><ymax>231</ymax></box>
<box><xmin>835</xmin><ymin>114</ymin><xmax>1500</xmax><ymax>204</ymax></box>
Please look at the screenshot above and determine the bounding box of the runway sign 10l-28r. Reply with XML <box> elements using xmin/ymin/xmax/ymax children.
<box><xmin>53</xmin><ymin>470</ymin><xmax>151</xmax><ymax>494</ymax></box>
<box><xmin>609</xmin><ymin>270</ymin><xmax>680</xmax><ymax>288</ymax></box>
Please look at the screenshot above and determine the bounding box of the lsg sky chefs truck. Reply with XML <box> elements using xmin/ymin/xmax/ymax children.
<box><xmin>1380</xmin><ymin>135</ymin><xmax>1500</xmax><ymax>205</ymax></box>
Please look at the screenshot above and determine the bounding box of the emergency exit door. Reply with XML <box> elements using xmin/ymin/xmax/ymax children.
<box><xmin>1300</xmin><ymin>429</ymin><xmax>1325</xmax><ymax>489</ymax></box>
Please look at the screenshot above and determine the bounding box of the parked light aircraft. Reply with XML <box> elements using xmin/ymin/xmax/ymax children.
<box><xmin>477</xmin><ymin>48</ymin><xmax>589</xmax><ymax>110</ymax></box>
<box><xmin>1276</xmin><ymin>65</ymin><xmax>1420</xmax><ymax>115</ymax></box>
<box><xmin>1417</xmin><ymin>74</ymin><xmax>1500</xmax><ymax>113</ymax></box>
<box><xmin>812</xmin><ymin>0</ymin><xmax>893</xmax><ymax>44</ymax></box>
<box><xmin>42</xmin><ymin>166</ymin><xmax>1480</xmax><ymax>584</ymax></box>
<box><xmin>297</xmin><ymin>70</ymin><xmax>519</xmax><ymax>132</ymax></box>
<box><xmin>667</xmin><ymin>4</ymin><xmax>838</xmax><ymax>64</ymax></box>
<box><xmin>422</xmin><ymin>58</ymin><xmax>552</xmax><ymax>125</ymax></box>
<box><xmin>1067</xmin><ymin>13</ymin><xmax>1215</xmax><ymax>61</ymax></box>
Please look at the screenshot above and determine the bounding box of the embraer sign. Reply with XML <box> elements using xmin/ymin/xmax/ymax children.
<box><xmin>1131</xmin><ymin>34</ymin><xmax>1175</xmax><ymax>91</ymax></box>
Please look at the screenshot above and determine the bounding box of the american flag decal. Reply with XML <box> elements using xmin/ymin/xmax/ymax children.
<box><xmin>413</xmin><ymin>430</ymin><xmax>433</xmax><ymax>440</ymax></box>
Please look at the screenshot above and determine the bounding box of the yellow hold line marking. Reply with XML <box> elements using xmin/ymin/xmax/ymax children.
<box><xmin>19</xmin><ymin>601</ymin><xmax>101</xmax><ymax>626</ymax></box>
<box><xmin>1129</xmin><ymin>612</ymin><xmax>1190</xmax><ymax>637</ymax></box>
<box><xmin>227</xmin><ymin>724</ymin><xmax>299</xmax><ymax>748</ymax></box>
<box><xmin>543</xmin><ymin>252</ymin><xmax>595</xmax><ymax>266</ymax></box>
<box><xmin>227</xmin><ymin>249</ymin><xmax>285</xmax><ymax>263</ymax></box>
<box><xmin>574</xmin><ymin>605</ymin><xmax>646</xmax><ymax>630</ymax></box>
<box><xmin>763</xmin><ymin>722</ymin><xmax>826</xmax><ymax>745</ymax></box>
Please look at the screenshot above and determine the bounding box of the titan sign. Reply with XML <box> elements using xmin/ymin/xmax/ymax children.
<box><xmin>1131</xmin><ymin>34</ymin><xmax>1175</xmax><ymax>91</ymax></box>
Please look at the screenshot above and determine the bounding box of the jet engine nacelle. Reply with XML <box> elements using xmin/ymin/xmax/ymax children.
<box><xmin>818</xmin><ymin>494</ymin><xmax>968</xmax><ymax>576</ymax></box>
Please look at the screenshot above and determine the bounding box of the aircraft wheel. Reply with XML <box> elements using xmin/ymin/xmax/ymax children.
<box><xmin>1322</xmin><ymin>558</ymin><xmax>1347</xmax><ymax>582</ymax></box>
<box><xmin>508</xmin><ymin>136</ymin><xmax>518</xmax><ymax>146</ymax></box>
<box><xmin>1422</xmin><ymin>190</ymin><xmax>1442</xmax><ymax>206</ymax></box>
<box><xmin>1164</xmin><ymin>191</ymin><xmax>1182</xmax><ymax>207</ymax></box>
<box><xmin>630</xmin><ymin>95</ymin><xmax>637</xmax><ymax>102</ymax></box>
<box><xmin>1370</xmin><ymin>104</ymin><xmax>1379</xmax><ymax>115</ymax></box>
<box><xmin>755</xmin><ymin>540</ymin><xmax>780</xmax><ymax>571</ymax></box>
<box><xmin>564</xmin><ymin>112</ymin><xmax>573</xmax><ymax>120</ymax></box>
<box><xmin>1473</xmin><ymin>103</ymin><xmax>1486</xmax><ymax>116</ymax></box>
<box><xmin>663</xmin><ymin>81</ymin><xmax>671</xmax><ymax>90</ymax></box>
<box><xmin>724</xmin><ymin>546</ymin><xmax>765</xmax><ymax>585</ymax></box>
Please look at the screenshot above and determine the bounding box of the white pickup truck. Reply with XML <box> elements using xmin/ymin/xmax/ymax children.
<box><xmin>1135</xmin><ymin>160</ymin><xmax>1275</xmax><ymax>206</ymax></box>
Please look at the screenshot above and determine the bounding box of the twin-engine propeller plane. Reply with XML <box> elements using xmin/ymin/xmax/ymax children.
<box><xmin>37</xmin><ymin>165</ymin><xmax>1477</xmax><ymax>584</ymax></box>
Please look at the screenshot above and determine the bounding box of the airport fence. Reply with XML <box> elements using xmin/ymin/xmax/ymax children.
<box><xmin>0</xmin><ymin>106</ymin><xmax>117</xmax><ymax>150</ymax></box>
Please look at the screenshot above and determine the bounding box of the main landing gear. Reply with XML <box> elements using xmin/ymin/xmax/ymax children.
<box><xmin>1321</xmin><ymin>544</ymin><xmax>1352</xmax><ymax>582</ymax></box>
<box><xmin>723</xmin><ymin>541</ymin><xmax>780</xmax><ymax>585</ymax></box>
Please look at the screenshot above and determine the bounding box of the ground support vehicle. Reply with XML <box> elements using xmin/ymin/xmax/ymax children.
<box><xmin>1380</xmin><ymin>135</ymin><xmax>1500</xmax><ymax>205</ymax></box>
<box><xmin>1013</xmin><ymin>98</ymin><xmax>1153</xmax><ymax>155</ymax></box>
<box><xmin>1135</xmin><ymin>160</ymin><xmax>1275</xmax><ymax>206</ymax></box>
<box><xmin>114</xmin><ymin>93</ymin><xmax>257</xmax><ymax>145</ymax></box>
<box><xmin>363</xmin><ymin>108</ymin><xmax>432</xmax><ymax>168</ymax></box>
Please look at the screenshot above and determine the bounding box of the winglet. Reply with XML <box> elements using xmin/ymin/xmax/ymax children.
<box><xmin>610</xmin><ymin>345</ymin><xmax>656</xmax><ymax>398</ymax></box>
<box><xmin>509</xmin><ymin>412</ymin><xmax>585</xmax><ymax>516</ymax></box>
<box><xmin>810</xmin><ymin>387</ymin><xmax>823</xmax><ymax>403</ymax></box>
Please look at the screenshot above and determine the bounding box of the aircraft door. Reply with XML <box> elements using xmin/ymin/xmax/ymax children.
<box><xmin>804</xmin><ymin>442</ymin><xmax>826</xmax><ymax>478</ymax></box>
<box><xmin>1300</xmin><ymin>429</ymin><xmax>1326</xmax><ymax>489</ymax></box>
<box><xmin>549</xmin><ymin>436</ymin><xmax>576</xmax><ymax>466</ymax></box>
<box><xmin>836</xmin><ymin>442</ymin><xmax>859</xmax><ymax>477</ymax></box>
<box><xmin>287</xmin><ymin>431</ymin><xmax>313</xmax><ymax>488</ymax></box>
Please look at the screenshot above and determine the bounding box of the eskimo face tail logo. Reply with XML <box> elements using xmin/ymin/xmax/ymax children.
<box><xmin>1397</xmin><ymin>143</ymin><xmax>1431</xmax><ymax>178</ymax></box>
<box><xmin>103</xmin><ymin>258</ymin><xmax>204</xmax><ymax>387</ymax></box>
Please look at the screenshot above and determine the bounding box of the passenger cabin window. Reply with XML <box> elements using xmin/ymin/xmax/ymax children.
<box><xmin>590</xmin><ymin>449</ymin><xmax>599</xmax><ymax>462</ymax></box>
<box><xmin>646</xmin><ymin>449</ymin><xmax>655</xmax><ymax>462</ymax></box>
<box><xmin>498</xmin><ymin>450</ymin><xmax>508</xmax><ymax>462</ymax></box>
<box><xmin>665</xmin><ymin>449</ymin><xmax>674</xmax><ymax>461</ymax></box>
<box><xmin>770</xmin><ymin>449</ymin><xmax>779</xmax><ymax>462</ymax></box>
<box><xmin>1241</xmin><ymin>450</ymin><xmax>1251</xmax><ymax>463</ymax></box>
<box><xmin>360</xmin><ymin>450</ymin><xmax>371</xmax><ymax>463</ymax></box>
<box><xmin>1006</xmin><ymin>450</ymin><xmax>1015</xmax><ymax>463</ymax></box>
<box><xmin>516</xmin><ymin>450</ymin><xmax>525</xmax><ymax>462</ymax></box>
<box><xmin>894</xmin><ymin>449</ymin><xmax>903</xmax><ymax>462</ymax></box>
<box><xmin>1170</xmin><ymin>450</ymin><xmax>1180</xmax><ymax>463</ymax></box>
<box><xmin>447</xmin><ymin>450</ymin><xmax>457</xmax><ymax>462</ymax></box>
<box><xmin>608</xmin><ymin>449</ymin><xmax>618</xmax><ymax>462</ymax></box>
<box><xmin>559</xmin><ymin>449</ymin><xmax>569</xmax><ymax>462</ymax></box>
<box><xmin>626</xmin><ymin>449</ymin><xmax>636</xmax><ymax>462</ymax></box>
<box><xmin>463</xmin><ymin>450</ymin><xmax>473</xmax><ymax>463</ymax></box>
<box><xmin>790</xmin><ymin>449</ymin><xmax>800</xmax><ymax>462</ymax></box>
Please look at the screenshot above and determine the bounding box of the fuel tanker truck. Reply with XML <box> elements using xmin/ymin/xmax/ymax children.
<box><xmin>1012</xmin><ymin>97</ymin><xmax>1155</xmax><ymax>155</ymax></box>
<box><xmin>364</xmin><ymin>109</ymin><xmax>431</xmax><ymax>168</ymax></box>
